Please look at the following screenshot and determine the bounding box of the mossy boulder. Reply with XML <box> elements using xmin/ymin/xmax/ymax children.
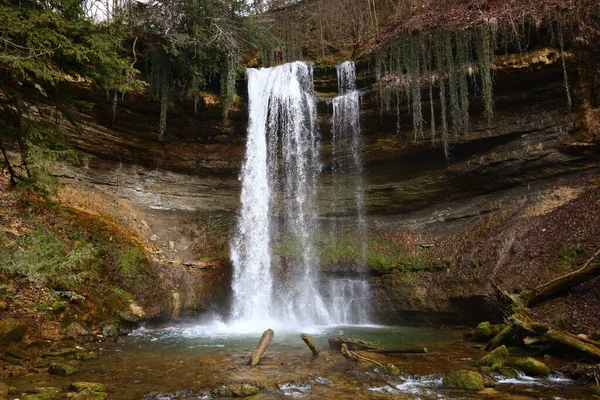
<box><xmin>23</xmin><ymin>387</ymin><xmax>60</xmax><ymax>400</ymax></box>
<box><xmin>477</xmin><ymin>345</ymin><xmax>509</xmax><ymax>370</ymax></box>
<box><xmin>76</xmin><ymin>352</ymin><xmax>98</xmax><ymax>361</ymax></box>
<box><xmin>48</xmin><ymin>362</ymin><xmax>78</xmax><ymax>376</ymax></box>
<box><xmin>0</xmin><ymin>318</ymin><xmax>27</xmax><ymax>345</ymax></box>
<box><xmin>443</xmin><ymin>370</ymin><xmax>485</xmax><ymax>391</ymax></box>
<box><xmin>515</xmin><ymin>357</ymin><xmax>551</xmax><ymax>377</ymax></box>
<box><xmin>66</xmin><ymin>388</ymin><xmax>107</xmax><ymax>400</ymax></box>
<box><xmin>232</xmin><ymin>384</ymin><xmax>258</xmax><ymax>397</ymax></box>
<box><xmin>472</xmin><ymin>322</ymin><xmax>506</xmax><ymax>343</ymax></box>
<box><xmin>498</xmin><ymin>367</ymin><xmax>519</xmax><ymax>378</ymax></box>
<box><xmin>69</xmin><ymin>383</ymin><xmax>106</xmax><ymax>393</ymax></box>
<box><xmin>591</xmin><ymin>331</ymin><xmax>600</xmax><ymax>342</ymax></box>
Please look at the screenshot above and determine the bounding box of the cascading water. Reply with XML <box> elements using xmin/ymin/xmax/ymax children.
<box><xmin>230</xmin><ymin>60</ymin><xmax>371</xmax><ymax>330</ymax></box>
<box><xmin>230</xmin><ymin>62</ymin><xmax>332</xmax><ymax>328</ymax></box>
<box><xmin>326</xmin><ymin>61</ymin><xmax>372</xmax><ymax>325</ymax></box>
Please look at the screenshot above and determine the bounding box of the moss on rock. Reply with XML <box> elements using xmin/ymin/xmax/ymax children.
<box><xmin>443</xmin><ymin>370</ymin><xmax>485</xmax><ymax>391</ymax></box>
<box><xmin>515</xmin><ymin>357</ymin><xmax>551</xmax><ymax>377</ymax></box>
<box><xmin>66</xmin><ymin>388</ymin><xmax>107</xmax><ymax>400</ymax></box>
<box><xmin>69</xmin><ymin>383</ymin><xmax>105</xmax><ymax>393</ymax></box>
<box><xmin>591</xmin><ymin>331</ymin><xmax>600</xmax><ymax>342</ymax></box>
<box><xmin>472</xmin><ymin>322</ymin><xmax>506</xmax><ymax>343</ymax></box>
<box><xmin>477</xmin><ymin>345</ymin><xmax>509</xmax><ymax>370</ymax></box>
<box><xmin>232</xmin><ymin>384</ymin><xmax>258</xmax><ymax>397</ymax></box>
<box><xmin>48</xmin><ymin>362</ymin><xmax>78</xmax><ymax>376</ymax></box>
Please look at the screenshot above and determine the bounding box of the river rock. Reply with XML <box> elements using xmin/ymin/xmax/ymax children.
<box><xmin>0</xmin><ymin>318</ymin><xmax>27</xmax><ymax>345</ymax></box>
<box><xmin>515</xmin><ymin>357</ymin><xmax>551</xmax><ymax>377</ymax></box>
<box><xmin>232</xmin><ymin>384</ymin><xmax>258</xmax><ymax>397</ymax></box>
<box><xmin>66</xmin><ymin>388</ymin><xmax>107</xmax><ymax>399</ymax></box>
<box><xmin>472</xmin><ymin>322</ymin><xmax>506</xmax><ymax>343</ymax></box>
<box><xmin>101</xmin><ymin>324</ymin><xmax>119</xmax><ymax>337</ymax></box>
<box><xmin>443</xmin><ymin>370</ymin><xmax>485</xmax><ymax>391</ymax></box>
<box><xmin>23</xmin><ymin>387</ymin><xmax>60</xmax><ymax>400</ymax></box>
<box><xmin>69</xmin><ymin>382</ymin><xmax>106</xmax><ymax>393</ymax></box>
<box><xmin>477</xmin><ymin>345</ymin><xmax>509</xmax><ymax>369</ymax></box>
<box><xmin>48</xmin><ymin>362</ymin><xmax>78</xmax><ymax>376</ymax></box>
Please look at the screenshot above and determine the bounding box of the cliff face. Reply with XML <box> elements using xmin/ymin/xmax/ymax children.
<box><xmin>54</xmin><ymin>34</ymin><xmax>600</xmax><ymax>324</ymax></box>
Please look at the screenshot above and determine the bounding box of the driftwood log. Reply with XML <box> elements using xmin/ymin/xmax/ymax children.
<box><xmin>329</xmin><ymin>337</ymin><xmax>426</xmax><ymax>354</ymax></box>
<box><xmin>300</xmin><ymin>333</ymin><xmax>320</xmax><ymax>356</ymax></box>
<box><xmin>340</xmin><ymin>344</ymin><xmax>400</xmax><ymax>375</ymax></box>
<box><xmin>329</xmin><ymin>337</ymin><xmax>382</xmax><ymax>351</ymax></box>
<box><xmin>248</xmin><ymin>329</ymin><xmax>274</xmax><ymax>366</ymax></box>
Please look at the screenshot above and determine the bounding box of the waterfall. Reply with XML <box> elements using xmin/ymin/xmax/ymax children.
<box><xmin>230</xmin><ymin>62</ymin><xmax>332</xmax><ymax>328</ymax></box>
<box><xmin>230</xmin><ymin>61</ymin><xmax>371</xmax><ymax>330</ymax></box>
<box><xmin>327</xmin><ymin>61</ymin><xmax>372</xmax><ymax>325</ymax></box>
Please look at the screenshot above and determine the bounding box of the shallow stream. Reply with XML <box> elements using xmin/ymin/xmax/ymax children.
<box><xmin>7</xmin><ymin>324</ymin><xmax>597</xmax><ymax>399</ymax></box>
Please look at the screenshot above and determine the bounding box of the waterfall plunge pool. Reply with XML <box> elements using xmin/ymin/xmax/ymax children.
<box><xmin>6</xmin><ymin>324</ymin><xmax>596</xmax><ymax>399</ymax></box>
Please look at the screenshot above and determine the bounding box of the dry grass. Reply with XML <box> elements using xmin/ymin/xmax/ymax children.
<box><xmin>525</xmin><ymin>186</ymin><xmax>584</xmax><ymax>217</ymax></box>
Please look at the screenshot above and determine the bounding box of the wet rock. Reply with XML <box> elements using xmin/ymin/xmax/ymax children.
<box><xmin>472</xmin><ymin>322</ymin><xmax>505</xmax><ymax>343</ymax></box>
<box><xmin>232</xmin><ymin>384</ymin><xmax>258</xmax><ymax>397</ymax></box>
<box><xmin>76</xmin><ymin>352</ymin><xmax>98</xmax><ymax>361</ymax></box>
<box><xmin>443</xmin><ymin>370</ymin><xmax>485</xmax><ymax>391</ymax></box>
<box><xmin>482</xmin><ymin>377</ymin><xmax>497</xmax><ymax>388</ymax></box>
<box><xmin>48</xmin><ymin>362</ymin><xmax>78</xmax><ymax>376</ymax></box>
<box><xmin>477</xmin><ymin>345</ymin><xmax>509</xmax><ymax>369</ymax></box>
<box><xmin>66</xmin><ymin>388</ymin><xmax>107</xmax><ymax>399</ymax></box>
<box><xmin>0</xmin><ymin>318</ymin><xmax>27</xmax><ymax>345</ymax></box>
<box><xmin>117</xmin><ymin>303</ymin><xmax>146</xmax><ymax>322</ymax></box>
<box><xmin>515</xmin><ymin>357</ymin><xmax>551</xmax><ymax>377</ymax></box>
<box><xmin>23</xmin><ymin>387</ymin><xmax>60</xmax><ymax>400</ymax></box>
<box><xmin>382</xmin><ymin>363</ymin><xmax>400</xmax><ymax>376</ymax></box>
<box><xmin>101</xmin><ymin>324</ymin><xmax>119</xmax><ymax>337</ymax></box>
<box><xmin>66</xmin><ymin>323</ymin><xmax>90</xmax><ymax>339</ymax></box>
<box><xmin>69</xmin><ymin>382</ymin><xmax>106</xmax><ymax>393</ymax></box>
<box><xmin>210</xmin><ymin>386</ymin><xmax>233</xmax><ymax>397</ymax></box>
<box><xmin>498</xmin><ymin>367</ymin><xmax>519</xmax><ymax>378</ymax></box>
<box><xmin>43</xmin><ymin>348</ymin><xmax>78</xmax><ymax>359</ymax></box>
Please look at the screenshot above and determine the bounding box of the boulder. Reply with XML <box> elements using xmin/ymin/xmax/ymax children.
<box><xmin>66</xmin><ymin>388</ymin><xmax>107</xmax><ymax>400</ymax></box>
<box><xmin>443</xmin><ymin>370</ymin><xmax>485</xmax><ymax>391</ymax></box>
<box><xmin>0</xmin><ymin>318</ymin><xmax>27</xmax><ymax>345</ymax></box>
<box><xmin>591</xmin><ymin>331</ymin><xmax>600</xmax><ymax>342</ymax></box>
<box><xmin>23</xmin><ymin>387</ymin><xmax>60</xmax><ymax>400</ymax></box>
<box><xmin>515</xmin><ymin>357</ymin><xmax>551</xmax><ymax>377</ymax></box>
<box><xmin>69</xmin><ymin>383</ymin><xmax>106</xmax><ymax>393</ymax></box>
<box><xmin>232</xmin><ymin>384</ymin><xmax>258</xmax><ymax>397</ymax></box>
<box><xmin>477</xmin><ymin>345</ymin><xmax>509</xmax><ymax>370</ymax></box>
<box><xmin>472</xmin><ymin>322</ymin><xmax>506</xmax><ymax>343</ymax></box>
<box><xmin>48</xmin><ymin>363</ymin><xmax>78</xmax><ymax>376</ymax></box>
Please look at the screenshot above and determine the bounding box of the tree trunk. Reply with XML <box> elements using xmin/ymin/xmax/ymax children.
<box><xmin>248</xmin><ymin>329</ymin><xmax>274</xmax><ymax>366</ymax></box>
<box><xmin>543</xmin><ymin>330</ymin><xmax>600</xmax><ymax>362</ymax></box>
<box><xmin>0</xmin><ymin>140</ymin><xmax>17</xmax><ymax>185</ymax></box>
<box><xmin>525</xmin><ymin>248</ymin><xmax>600</xmax><ymax>307</ymax></box>
<box><xmin>300</xmin><ymin>333</ymin><xmax>320</xmax><ymax>356</ymax></box>
<box><xmin>328</xmin><ymin>337</ymin><xmax>382</xmax><ymax>351</ymax></box>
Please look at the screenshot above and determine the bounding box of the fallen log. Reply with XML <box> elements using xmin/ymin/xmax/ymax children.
<box><xmin>366</xmin><ymin>347</ymin><xmax>427</xmax><ymax>354</ymax></box>
<box><xmin>329</xmin><ymin>337</ymin><xmax>382</xmax><ymax>351</ymax></box>
<box><xmin>340</xmin><ymin>344</ymin><xmax>400</xmax><ymax>375</ymax></box>
<box><xmin>248</xmin><ymin>329</ymin><xmax>274</xmax><ymax>366</ymax></box>
<box><xmin>525</xmin><ymin>248</ymin><xmax>600</xmax><ymax>307</ymax></box>
<box><xmin>341</xmin><ymin>344</ymin><xmax>359</xmax><ymax>363</ymax></box>
<box><xmin>543</xmin><ymin>330</ymin><xmax>600</xmax><ymax>362</ymax></box>
<box><xmin>300</xmin><ymin>333</ymin><xmax>320</xmax><ymax>357</ymax></box>
<box><xmin>485</xmin><ymin>326</ymin><xmax>515</xmax><ymax>351</ymax></box>
<box><xmin>565</xmin><ymin>332</ymin><xmax>600</xmax><ymax>350</ymax></box>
